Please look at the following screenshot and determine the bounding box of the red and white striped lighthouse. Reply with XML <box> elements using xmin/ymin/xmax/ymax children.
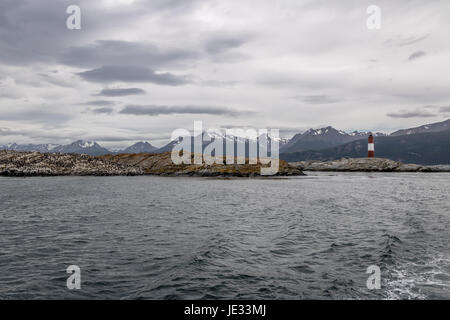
<box><xmin>368</xmin><ymin>134</ymin><xmax>374</xmax><ymax>158</ymax></box>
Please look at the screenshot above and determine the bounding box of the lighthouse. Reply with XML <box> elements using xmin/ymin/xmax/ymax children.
<box><xmin>368</xmin><ymin>134</ymin><xmax>374</xmax><ymax>158</ymax></box>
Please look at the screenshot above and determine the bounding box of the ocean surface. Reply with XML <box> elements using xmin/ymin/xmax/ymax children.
<box><xmin>0</xmin><ymin>172</ymin><xmax>449</xmax><ymax>300</ymax></box>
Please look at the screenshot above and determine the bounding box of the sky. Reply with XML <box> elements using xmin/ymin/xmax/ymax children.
<box><xmin>0</xmin><ymin>0</ymin><xmax>449</xmax><ymax>148</ymax></box>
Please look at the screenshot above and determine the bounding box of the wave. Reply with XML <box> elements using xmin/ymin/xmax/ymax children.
<box><xmin>385</xmin><ymin>254</ymin><xmax>450</xmax><ymax>299</ymax></box>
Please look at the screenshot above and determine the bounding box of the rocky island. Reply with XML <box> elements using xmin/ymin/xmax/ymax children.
<box><xmin>289</xmin><ymin>157</ymin><xmax>450</xmax><ymax>172</ymax></box>
<box><xmin>0</xmin><ymin>150</ymin><xmax>143</xmax><ymax>176</ymax></box>
<box><xmin>99</xmin><ymin>152</ymin><xmax>303</xmax><ymax>177</ymax></box>
<box><xmin>0</xmin><ymin>150</ymin><xmax>304</xmax><ymax>177</ymax></box>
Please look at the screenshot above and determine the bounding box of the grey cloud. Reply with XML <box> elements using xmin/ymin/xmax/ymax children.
<box><xmin>84</xmin><ymin>100</ymin><xmax>117</xmax><ymax>106</ymax></box>
<box><xmin>2</xmin><ymin>0</ymin><xmax>450</xmax><ymax>147</ymax></box>
<box><xmin>0</xmin><ymin>127</ymin><xmax>15</xmax><ymax>136</ymax></box>
<box><xmin>0</xmin><ymin>0</ymin><xmax>69</xmax><ymax>65</ymax></box>
<box><xmin>96</xmin><ymin>88</ymin><xmax>146</xmax><ymax>97</ymax></box>
<box><xmin>38</xmin><ymin>73</ymin><xmax>74</xmax><ymax>88</ymax></box>
<box><xmin>89</xmin><ymin>107</ymin><xmax>114</xmax><ymax>114</ymax></box>
<box><xmin>0</xmin><ymin>0</ymin><xmax>202</xmax><ymax>65</ymax></box>
<box><xmin>408</xmin><ymin>51</ymin><xmax>427</xmax><ymax>61</ymax></box>
<box><xmin>90</xmin><ymin>135</ymin><xmax>152</xmax><ymax>142</ymax></box>
<box><xmin>77</xmin><ymin>66</ymin><xmax>189</xmax><ymax>85</ymax></box>
<box><xmin>60</xmin><ymin>40</ymin><xmax>199</xmax><ymax>68</ymax></box>
<box><xmin>0</xmin><ymin>127</ymin><xmax>55</xmax><ymax>139</ymax></box>
<box><xmin>387</xmin><ymin>109</ymin><xmax>437</xmax><ymax>118</ymax></box>
<box><xmin>389</xmin><ymin>105</ymin><xmax>450</xmax><ymax>116</ymax></box>
<box><xmin>119</xmin><ymin>105</ymin><xmax>252</xmax><ymax>117</ymax></box>
<box><xmin>0</xmin><ymin>110</ymin><xmax>72</xmax><ymax>123</ymax></box>
<box><xmin>0</xmin><ymin>127</ymin><xmax>52</xmax><ymax>139</ymax></box>
<box><xmin>205</xmin><ymin>35</ymin><xmax>248</xmax><ymax>54</ymax></box>
<box><xmin>0</xmin><ymin>126</ymin><xmax>146</xmax><ymax>143</ymax></box>
<box><xmin>422</xmin><ymin>105</ymin><xmax>439</xmax><ymax>109</ymax></box>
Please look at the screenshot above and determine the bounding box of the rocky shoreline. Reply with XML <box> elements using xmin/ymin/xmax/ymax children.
<box><xmin>4</xmin><ymin>151</ymin><xmax>447</xmax><ymax>177</ymax></box>
<box><xmin>0</xmin><ymin>150</ymin><xmax>304</xmax><ymax>177</ymax></box>
<box><xmin>0</xmin><ymin>150</ymin><xmax>143</xmax><ymax>177</ymax></box>
<box><xmin>289</xmin><ymin>158</ymin><xmax>450</xmax><ymax>172</ymax></box>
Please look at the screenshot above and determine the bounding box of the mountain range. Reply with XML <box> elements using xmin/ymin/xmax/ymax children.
<box><xmin>280</xmin><ymin>126</ymin><xmax>386</xmax><ymax>154</ymax></box>
<box><xmin>280</xmin><ymin>130</ymin><xmax>450</xmax><ymax>165</ymax></box>
<box><xmin>119</xmin><ymin>141</ymin><xmax>158</xmax><ymax>154</ymax></box>
<box><xmin>0</xmin><ymin>140</ymin><xmax>157</xmax><ymax>156</ymax></box>
<box><xmin>1</xmin><ymin>119</ymin><xmax>449</xmax><ymax>164</ymax></box>
<box><xmin>280</xmin><ymin>119</ymin><xmax>450</xmax><ymax>165</ymax></box>
<box><xmin>390</xmin><ymin>118</ymin><xmax>450</xmax><ymax>136</ymax></box>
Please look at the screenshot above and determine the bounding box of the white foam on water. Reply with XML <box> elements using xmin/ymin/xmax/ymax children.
<box><xmin>385</xmin><ymin>254</ymin><xmax>450</xmax><ymax>299</ymax></box>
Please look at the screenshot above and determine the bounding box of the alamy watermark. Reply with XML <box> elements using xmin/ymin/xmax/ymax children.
<box><xmin>171</xmin><ymin>121</ymin><xmax>280</xmax><ymax>175</ymax></box>
<box><xmin>366</xmin><ymin>265</ymin><xmax>381</xmax><ymax>290</ymax></box>
<box><xmin>367</xmin><ymin>5</ymin><xmax>381</xmax><ymax>30</ymax></box>
<box><xmin>66</xmin><ymin>265</ymin><xmax>81</xmax><ymax>290</ymax></box>
<box><xmin>66</xmin><ymin>5</ymin><xmax>81</xmax><ymax>30</ymax></box>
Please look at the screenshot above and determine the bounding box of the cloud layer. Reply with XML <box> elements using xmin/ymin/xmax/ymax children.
<box><xmin>119</xmin><ymin>105</ymin><xmax>251</xmax><ymax>117</ymax></box>
<box><xmin>96</xmin><ymin>88</ymin><xmax>146</xmax><ymax>96</ymax></box>
<box><xmin>77</xmin><ymin>66</ymin><xmax>189</xmax><ymax>84</ymax></box>
<box><xmin>1</xmin><ymin>0</ymin><xmax>450</xmax><ymax>148</ymax></box>
<box><xmin>408</xmin><ymin>51</ymin><xmax>427</xmax><ymax>61</ymax></box>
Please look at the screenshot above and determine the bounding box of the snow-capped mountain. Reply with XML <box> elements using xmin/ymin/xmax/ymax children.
<box><xmin>119</xmin><ymin>141</ymin><xmax>157</xmax><ymax>154</ymax></box>
<box><xmin>52</xmin><ymin>140</ymin><xmax>111</xmax><ymax>156</ymax></box>
<box><xmin>390</xmin><ymin>118</ymin><xmax>450</xmax><ymax>136</ymax></box>
<box><xmin>154</xmin><ymin>130</ymin><xmax>288</xmax><ymax>156</ymax></box>
<box><xmin>281</xmin><ymin>128</ymin><xmax>450</xmax><ymax>165</ymax></box>
<box><xmin>4</xmin><ymin>119</ymin><xmax>446</xmax><ymax>158</ymax></box>
<box><xmin>201</xmin><ymin>130</ymin><xmax>289</xmax><ymax>146</ymax></box>
<box><xmin>280</xmin><ymin>126</ymin><xmax>383</xmax><ymax>154</ymax></box>
<box><xmin>349</xmin><ymin>131</ymin><xmax>386</xmax><ymax>137</ymax></box>
<box><xmin>154</xmin><ymin>131</ymin><xmax>235</xmax><ymax>154</ymax></box>
<box><xmin>0</xmin><ymin>143</ymin><xmax>61</xmax><ymax>153</ymax></box>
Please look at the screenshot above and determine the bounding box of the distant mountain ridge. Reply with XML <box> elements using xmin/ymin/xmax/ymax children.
<box><xmin>390</xmin><ymin>118</ymin><xmax>450</xmax><ymax>136</ymax></box>
<box><xmin>280</xmin><ymin>130</ymin><xmax>450</xmax><ymax>165</ymax></box>
<box><xmin>0</xmin><ymin>140</ymin><xmax>157</xmax><ymax>156</ymax></box>
<box><xmin>0</xmin><ymin>143</ymin><xmax>61</xmax><ymax>153</ymax></box>
<box><xmin>1</xmin><ymin>119</ymin><xmax>448</xmax><ymax>161</ymax></box>
<box><xmin>280</xmin><ymin>126</ymin><xmax>386</xmax><ymax>154</ymax></box>
<box><xmin>154</xmin><ymin>131</ymin><xmax>289</xmax><ymax>156</ymax></box>
<box><xmin>51</xmin><ymin>140</ymin><xmax>111</xmax><ymax>156</ymax></box>
<box><xmin>119</xmin><ymin>141</ymin><xmax>158</xmax><ymax>154</ymax></box>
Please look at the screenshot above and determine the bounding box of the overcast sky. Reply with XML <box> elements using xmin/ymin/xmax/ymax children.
<box><xmin>1</xmin><ymin>0</ymin><xmax>449</xmax><ymax>148</ymax></box>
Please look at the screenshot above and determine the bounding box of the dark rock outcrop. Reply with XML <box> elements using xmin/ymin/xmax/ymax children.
<box><xmin>289</xmin><ymin>158</ymin><xmax>450</xmax><ymax>172</ymax></box>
